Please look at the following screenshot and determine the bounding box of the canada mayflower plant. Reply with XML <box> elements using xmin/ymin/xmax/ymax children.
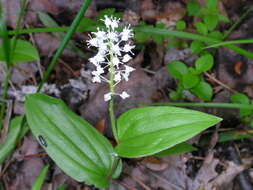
<box><xmin>87</xmin><ymin>15</ymin><xmax>135</xmax><ymax>102</ymax></box>
<box><xmin>24</xmin><ymin>14</ymin><xmax>222</xmax><ymax>189</ymax></box>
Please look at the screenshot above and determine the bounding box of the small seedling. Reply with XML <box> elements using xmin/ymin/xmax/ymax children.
<box><xmin>230</xmin><ymin>93</ymin><xmax>253</xmax><ymax>127</ymax></box>
<box><xmin>167</xmin><ymin>0</ymin><xmax>230</xmax><ymax>101</ymax></box>
<box><xmin>167</xmin><ymin>53</ymin><xmax>214</xmax><ymax>101</ymax></box>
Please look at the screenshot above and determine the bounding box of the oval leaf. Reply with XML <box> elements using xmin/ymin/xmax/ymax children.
<box><xmin>0</xmin><ymin>116</ymin><xmax>23</xmax><ymax>164</ymax></box>
<box><xmin>115</xmin><ymin>106</ymin><xmax>222</xmax><ymax>158</ymax></box>
<box><xmin>0</xmin><ymin>39</ymin><xmax>40</xmax><ymax>63</ymax></box>
<box><xmin>191</xmin><ymin>81</ymin><xmax>213</xmax><ymax>101</ymax></box>
<box><xmin>25</xmin><ymin>93</ymin><xmax>119</xmax><ymax>188</ymax></box>
<box><xmin>167</xmin><ymin>61</ymin><xmax>188</xmax><ymax>80</ymax></box>
<box><xmin>182</xmin><ymin>73</ymin><xmax>200</xmax><ymax>89</ymax></box>
<box><xmin>195</xmin><ymin>54</ymin><xmax>214</xmax><ymax>73</ymax></box>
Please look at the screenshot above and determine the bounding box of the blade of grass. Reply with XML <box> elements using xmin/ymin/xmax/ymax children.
<box><xmin>134</xmin><ymin>26</ymin><xmax>253</xmax><ymax>59</ymax></box>
<box><xmin>0</xmin><ymin>6</ymin><xmax>11</xmax><ymax>67</ymax></box>
<box><xmin>31</xmin><ymin>165</ymin><xmax>50</xmax><ymax>190</ymax></box>
<box><xmin>10</xmin><ymin>0</ymin><xmax>28</xmax><ymax>63</ymax></box>
<box><xmin>0</xmin><ymin>0</ymin><xmax>28</xmax><ymax>131</ymax></box>
<box><xmin>147</xmin><ymin>102</ymin><xmax>253</xmax><ymax>110</ymax></box>
<box><xmin>200</xmin><ymin>130</ymin><xmax>253</xmax><ymax>146</ymax></box>
<box><xmin>7</xmin><ymin>25</ymin><xmax>253</xmax><ymax>60</ymax></box>
<box><xmin>204</xmin><ymin>39</ymin><xmax>253</xmax><ymax>49</ymax></box>
<box><xmin>37</xmin><ymin>0</ymin><xmax>93</xmax><ymax>92</ymax></box>
<box><xmin>223</xmin><ymin>6</ymin><xmax>253</xmax><ymax>39</ymax></box>
<box><xmin>0</xmin><ymin>116</ymin><xmax>26</xmax><ymax>164</ymax></box>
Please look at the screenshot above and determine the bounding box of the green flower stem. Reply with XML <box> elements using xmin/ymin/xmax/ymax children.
<box><xmin>109</xmin><ymin>43</ymin><xmax>118</xmax><ymax>142</ymax></box>
<box><xmin>0</xmin><ymin>67</ymin><xmax>12</xmax><ymax>131</ymax></box>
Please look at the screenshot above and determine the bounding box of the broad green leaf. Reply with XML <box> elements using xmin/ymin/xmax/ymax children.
<box><xmin>154</xmin><ymin>142</ymin><xmax>197</xmax><ymax>157</ymax></box>
<box><xmin>191</xmin><ymin>40</ymin><xmax>204</xmax><ymax>54</ymax></box>
<box><xmin>182</xmin><ymin>73</ymin><xmax>200</xmax><ymax>89</ymax></box>
<box><xmin>231</xmin><ymin>93</ymin><xmax>251</xmax><ymax>116</ymax></box>
<box><xmin>218</xmin><ymin>14</ymin><xmax>230</xmax><ymax>23</ymax></box>
<box><xmin>115</xmin><ymin>106</ymin><xmax>222</xmax><ymax>158</ymax></box>
<box><xmin>231</xmin><ymin>93</ymin><xmax>249</xmax><ymax>104</ymax></box>
<box><xmin>208</xmin><ymin>31</ymin><xmax>223</xmax><ymax>40</ymax></box>
<box><xmin>191</xmin><ymin>81</ymin><xmax>213</xmax><ymax>101</ymax></box>
<box><xmin>0</xmin><ymin>116</ymin><xmax>23</xmax><ymax>164</ymax></box>
<box><xmin>195</xmin><ymin>54</ymin><xmax>214</xmax><ymax>73</ymax></box>
<box><xmin>187</xmin><ymin>1</ymin><xmax>200</xmax><ymax>16</ymax></box>
<box><xmin>0</xmin><ymin>39</ymin><xmax>39</xmax><ymax>63</ymax></box>
<box><xmin>32</xmin><ymin>165</ymin><xmax>49</xmax><ymax>190</ymax></box>
<box><xmin>167</xmin><ymin>61</ymin><xmax>188</xmax><ymax>80</ymax></box>
<box><xmin>195</xmin><ymin>22</ymin><xmax>208</xmax><ymax>35</ymax></box>
<box><xmin>207</xmin><ymin>0</ymin><xmax>218</xmax><ymax>10</ymax></box>
<box><xmin>204</xmin><ymin>15</ymin><xmax>219</xmax><ymax>31</ymax></box>
<box><xmin>176</xmin><ymin>20</ymin><xmax>186</xmax><ymax>31</ymax></box>
<box><xmin>25</xmin><ymin>93</ymin><xmax>120</xmax><ymax>188</ymax></box>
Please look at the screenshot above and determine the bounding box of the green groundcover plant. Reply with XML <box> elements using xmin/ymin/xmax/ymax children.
<box><xmin>24</xmin><ymin>16</ymin><xmax>222</xmax><ymax>188</ymax></box>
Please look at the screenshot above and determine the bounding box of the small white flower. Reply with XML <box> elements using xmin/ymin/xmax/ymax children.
<box><xmin>111</xmin><ymin>43</ymin><xmax>121</xmax><ymax>56</ymax></box>
<box><xmin>94</xmin><ymin>30</ymin><xmax>106</xmax><ymax>40</ymax></box>
<box><xmin>89</xmin><ymin>52</ymin><xmax>106</xmax><ymax>65</ymax></box>
<box><xmin>104</xmin><ymin>92</ymin><xmax>112</xmax><ymax>101</ymax></box>
<box><xmin>125</xmin><ymin>65</ymin><xmax>135</xmax><ymax>73</ymax></box>
<box><xmin>103</xmin><ymin>16</ymin><xmax>119</xmax><ymax>30</ymax></box>
<box><xmin>114</xmin><ymin>72</ymin><xmax>121</xmax><ymax>82</ymax></box>
<box><xmin>122</xmin><ymin>54</ymin><xmax>132</xmax><ymax>63</ymax></box>
<box><xmin>107</xmin><ymin>31</ymin><xmax>118</xmax><ymax>42</ymax></box>
<box><xmin>121</xmin><ymin>26</ymin><xmax>133</xmax><ymax>41</ymax></box>
<box><xmin>123</xmin><ymin>44</ymin><xmax>135</xmax><ymax>53</ymax></box>
<box><xmin>87</xmin><ymin>37</ymin><xmax>99</xmax><ymax>47</ymax></box>
<box><xmin>120</xmin><ymin>91</ymin><xmax>130</xmax><ymax>99</ymax></box>
<box><xmin>98</xmin><ymin>42</ymin><xmax>108</xmax><ymax>54</ymax></box>
<box><xmin>92</xmin><ymin>74</ymin><xmax>101</xmax><ymax>83</ymax></box>
<box><xmin>112</xmin><ymin>57</ymin><xmax>120</xmax><ymax>67</ymax></box>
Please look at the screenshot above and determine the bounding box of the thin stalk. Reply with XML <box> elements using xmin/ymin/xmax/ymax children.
<box><xmin>108</xmin><ymin>42</ymin><xmax>118</xmax><ymax>142</ymax></box>
<box><xmin>148</xmin><ymin>102</ymin><xmax>253</xmax><ymax>109</ymax></box>
<box><xmin>205</xmin><ymin>39</ymin><xmax>253</xmax><ymax>49</ymax></box>
<box><xmin>223</xmin><ymin>6</ymin><xmax>253</xmax><ymax>40</ymax></box>
<box><xmin>107</xmin><ymin>156</ymin><xmax>120</xmax><ymax>179</ymax></box>
<box><xmin>37</xmin><ymin>0</ymin><xmax>93</xmax><ymax>92</ymax></box>
<box><xmin>0</xmin><ymin>0</ymin><xmax>27</xmax><ymax>130</ymax></box>
<box><xmin>0</xmin><ymin>68</ymin><xmax>12</xmax><ymax>131</ymax></box>
<box><xmin>10</xmin><ymin>0</ymin><xmax>28</xmax><ymax>62</ymax></box>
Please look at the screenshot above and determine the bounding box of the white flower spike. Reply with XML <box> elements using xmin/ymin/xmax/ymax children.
<box><xmin>87</xmin><ymin>15</ymin><xmax>135</xmax><ymax>101</ymax></box>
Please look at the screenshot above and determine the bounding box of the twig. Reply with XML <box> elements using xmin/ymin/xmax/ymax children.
<box><xmin>227</xmin><ymin>144</ymin><xmax>253</xmax><ymax>190</ymax></box>
<box><xmin>117</xmin><ymin>180</ymin><xmax>140</xmax><ymax>190</ymax></box>
<box><xmin>139</xmin><ymin>163</ymin><xmax>184</xmax><ymax>190</ymax></box>
<box><xmin>204</xmin><ymin>72</ymin><xmax>238</xmax><ymax>93</ymax></box>
<box><xmin>26</xmin><ymin>23</ymin><xmax>44</xmax><ymax>79</ymax></box>
<box><xmin>123</xmin><ymin>172</ymin><xmax>152</xmax><ymax>190</ymax></box>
